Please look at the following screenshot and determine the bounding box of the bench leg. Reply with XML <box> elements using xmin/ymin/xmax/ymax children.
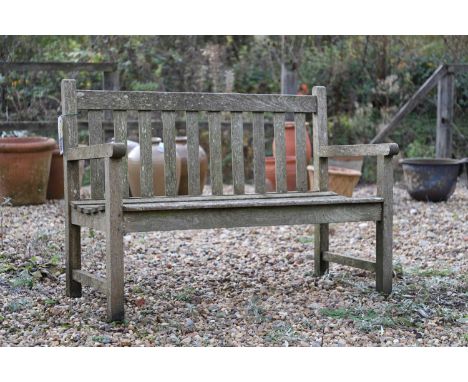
<box><xmin>66</xmin><ymin>223</ymin><xmax>82</xmax><ymax>297</ymax></box>
<box><xmin>314</xmin><ymin>223</ymin><xmax>329</xmax><ymax>276</ymax></box>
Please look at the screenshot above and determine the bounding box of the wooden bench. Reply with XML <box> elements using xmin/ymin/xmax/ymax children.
<box><xmin>61</xmin><ymin>79</ymin><xmax>399</xmax><ymax>321</ymax></box>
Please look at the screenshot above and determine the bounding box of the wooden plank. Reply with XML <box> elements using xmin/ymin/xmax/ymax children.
<box><xmin>113</xmin><ymin>111</ymin><xmax>129</xmax><ymax>197</ymax></box>
<box><xmin>123</xmin><ymin>203</ymin><xmax>382</xmax><ymax>233</ymax></box>
<box><xmin>72</xmin><ymin>270</ymin><xmax>106</xmax><ymax>294</ymax></box>
<box><xmin>88</xmin><ymin>110</ymin><xmax>105</xmax><ymax>199</ymax></box>
<box><xmin>77</xmin><ymin>91</ymin><xmax>317</xmax><ymax>112</ymax></box>
<box><xmin>104</xmin><ymin>157</ymin><xmax>125</xmax><ymax>321</ymax></box>
<box><xmin>371</xmin><ymin>64</ymin><xmax>447</xmax><ymax>143</ymax></box>
<box><xmin>138</xmin><ymin>111</ymin><xmax>153</xmax><ymax>197</ymax></box>
<box><xmin>67</xmin><ymin>143</ymin><xmax>126</xmax><ymax>161</ymax></box>
<box><xmin>436</xmin><ymin>73</ymin><xmax>454</xmax><ymax>158</ymax></box>
<box><xmin>61</xmin><ymin>79</ymin><xmax>82</xmax><ymax>298</ymax></box>
<box><xmin>446</xmin><ymin>64</ymin><xmax>468</xmax><ymax>73</ymax></box>
<box><xmin>231</xmin><ymin>112</ymin><xmax>245</xmax><ymax>194</ymax></box>
<box><xmin>273</xmin><ymin>113</ymin><xmax>287</xmax><ymax>193</ymax></box>
<box><xmin>0</xmin><ymin>61</ymin><xmax>117</xmax><ymax>72</ymax></box>
<box><xmin>294</xmin><ymin>113</ymin><xmax>308</xmax><ymax>192</ymax></box>
<box><xmin>320</xmin><ymin>143</ymin><xmax>400</xmax><ymax>158</ymax></box>
<box><xmin>186</xmin><ymin>111</ymin><xmax>201</xmax><ymax>196</ymax></box>
<box><xmin>323</xmin><ymin>252</ymin><xmax>376</xmax><ymax>272</ymax></box>
<box><xmin>376</xmin><ymin>155</ymin><xmax>393</xmax><ymax>294</ymax></box>
<box><xmin>162</xmin><ymin>111</ymin><xmax>177</xmax><ymax>196</ymax></box>
<box><xmin>208</xmin><ymin>112</ymin><xmax>223</xmax><ymax>195</ymax></box>
<box><xmin>71</xmin><ymin>209</ymin><xmax>106</xmax><ymax>231</ymax></box>
<box><xmin>252</xmin><ymin>112</ymin><xmax>266</xmax><ymax>194</ymax></box>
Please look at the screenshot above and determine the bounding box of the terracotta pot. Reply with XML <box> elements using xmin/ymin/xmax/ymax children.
<box><xmin>307</xmin><ymin>165</ymin><xmax>361</xmax><ymax>197</ymax></box>
<box><xmin>272</xmin><ymin>121</ymin><xmax>312</xmax><ymax>161</ymax></box>
<box><xmin>46</xmin><ymin>144</ymin><xmax>85</xmax><ymax>200</ymax></box>
<box><xmin>265</xmin><ymin>156</ymin><xmax>301</xmax><ymax>192</ymax></box>
<box><xmin>175</xmin><ymin>136</ymin><xmax>208</xmax><ymax>195</ymax></box>
<box><xmin>127</xmin><ymin>137</ymin><xmax>181</xmax><ymax>196</ymax></box>
<box><xmin>0</xmin><ymin>137</ymin><xmax>56</xmax><ymax>205</ymax></box>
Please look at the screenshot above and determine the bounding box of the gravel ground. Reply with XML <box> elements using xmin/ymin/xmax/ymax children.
<box><xmin>0</xmin><ymin>182</ymin><xmax>466</xmax><ymax>347</ymax></box>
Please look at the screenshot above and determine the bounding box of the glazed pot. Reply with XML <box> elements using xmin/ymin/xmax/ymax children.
<box><xmin>307</xmin><ymin>165</ymin><xmax>361</xmax><ymax>197</ymax></box>
<box><xmin>272</xmin><ymin>121</ymin><xmax>312</xmax><ymax>162</ymax></box>
<box><xmin>0</xmin><ymin>137</ymin><xmax>56</xmax><ymax>205</ymax></box>
<box><xmin>127</xmin><ymin>137</ymin><xmax>181</xmax><ymax>196</ymax></box>
<box><xmin>265</xmin><ymin>156</ymin><xmax>303</xmax><ymax>192</ymax></box>
<box><xmin>175</xmin><ymin>136</ymin><xmax>208</xmax><ymax>195</ymax></box>
<box><xmin>399</xmin><ymin>158</ymin><xmax>464</xmax><ymax>202</ymax></box>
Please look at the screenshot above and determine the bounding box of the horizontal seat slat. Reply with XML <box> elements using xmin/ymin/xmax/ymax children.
<box><xmin>76</xmin><ymin>91</ymin><xmax>317</xmax><ymax>112</ymax></box>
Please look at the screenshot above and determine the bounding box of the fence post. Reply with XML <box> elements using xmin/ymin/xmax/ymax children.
<box><xmin>103</xmin><ymin>69</ymin><xmax>120</xmax><ymax>121</ymax></box>
<box><xmin>436</xmin><ymin>70</ymin><xmax>454</xmax><ymax>158</ymax></box>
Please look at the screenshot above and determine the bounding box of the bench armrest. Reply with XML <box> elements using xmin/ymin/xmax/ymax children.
<box><xmin>67</xmin><ymin>143</ymin><xmax>127</xmax><ymax>161</ymax></box>
<box><xmin>319</xmin><ymin>143</ymin><xmax>399</xmax><ymax>158</ymax></box>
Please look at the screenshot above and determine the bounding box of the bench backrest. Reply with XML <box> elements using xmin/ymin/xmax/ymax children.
<box><xmin>61</xmin><ymin>79</ymin><xmax>327</xmax><ymax>198</ymax></box>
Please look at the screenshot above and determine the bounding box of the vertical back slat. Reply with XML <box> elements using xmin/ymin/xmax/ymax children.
<box><xmin>231</xmin><ymin>112</ymin><xmax>245</xmax><ymax>194</ymax></box>
<box><xmin>294</xmin><ymin>113</ymin><xmax>308</xmax><ymax>192</ymax></box>
<box><xmin>252</xmin><ymin>112</ymin><xmax>265</xmax><ymax>194</ymax></box>
<box><xmin>312</xmin><ymin>86</ymin><xmax>328</xmax><ymax>191</ymax></box>
<box><xmin>138</xmin><ymin>111</ymin><xmax>153</xmax><ymax>197</ymax></box>
<box><xmin>88</xmin><ymin>110</ymin><xmax>105</xmax><ymax>199</ymax></box>
<box><xmin>186</xmin><ymin>111</ymin><xmax>201</xmax><ymax>196</ymax></box>
<box><xmin>273</xmin><ymin>113</ymin><xmax>287</xmax><ymax>193</ymax></box>
<box><xmin>113</xmin><ymin>110</ymin><xmax>129</xmax><ymax>197</ymax></box>
<box><xmin>162</xmin><ymin>111</ymin><xmax>177</xmax><ymax>196</ymax></box>
<box><xmin>208</xmin><ymin>112</ymin><xmax>223</xmax><ymax>195</ymax></box>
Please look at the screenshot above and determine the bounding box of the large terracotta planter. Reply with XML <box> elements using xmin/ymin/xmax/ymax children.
<box><xmin>175</xmin><ymin>136</ymin><xmax>208</xmax><ymax>195</ymax></box>
<box><xmin>265</xmin><ymin>156</ymin><xmax>301</xmax><ymax>192</ymax></box>
<box><xmin>307</xmin><ymin>165</ymin><xmax>361</xmax><ymax>197</ymax></box>
<box><xmin>128</xmin><ymin>137</ymin><xmax>181</xmax><ymax>196</ymax></box>
<box><xmin>0</xmin><ymin>137</ymin><xmax>56</xmax><ymax>205</ymax></box>
<box><xmin>272</xmin><ymin>121</ymin><xmax>312</xmax><ymax>161</ymax></box>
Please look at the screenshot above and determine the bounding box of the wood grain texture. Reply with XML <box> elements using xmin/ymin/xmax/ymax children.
<box><xmin>208</xmin><ymin>112</ymin><xmax>223</xmax><ymax>195</ymax></box>
<box><xmin>231</xmin><ymin>112</ymin><xmax>245</xmax><ymax>194</ymax></box>
<box><xmin>77</xmin><ymin>90</ymin><xmax>317</xmax><ymax>112</ymax></box>
<box><xmin>71</xmin><ymin>209</ymin><xmax>106</xmax><ymax>231</ymax></box>
<box><xmin>376</xmin><ymin>155</ymin><xmax>393</xmax><ymax>294</ymax></box>
<box><xmin>72</xmin><ymin>270</ymin><xmax>106</xmax><ymax>294</ymax></box>
<box><xmin>61</xmin><ymin>79</ymin><xmax>81</xmax><ymax>298</ymax></box>
<box><xmin>323</xmin><ymin>252</ymin><xmax>376</xmax><ymax>272</ymax></box>
<box><xmin>320</xmin><ymin>143</ymin><xmax>400</xmax><ymax>158</ymax></box>
<box><xmin>113</xmin><ymin>111</ymin><xmax>129</xmax><ymax>197</ymax></box>
<box><xmin>186</xmin><ymin>111</ymin><xmax>201</xmax><ymax>196</ymax></box>
<box><xmin>273</xmin><ymin>113</ymin><xmax>287</xmax><ymax>193</ymax></box>
<box><xmin>294</xmin><ymin>113</ymin><xmax>308</xmax><ymax>192</ymax></box>
<box><xmin>67</xmin><ymin>143</ymin><xmax>126</xmax><ymax>161</ymax></box>
<box><xmin>162</xmin><ymin>111</ymin><xmax>177</xmax><ymax>196</ymax></box>
<box><xmin>436</xmin><ymin>73</ymin><xmax>454</xmax><ymax>158</ymax></box>
<box><xmin>252</xmin><ymin>112</ymin><xmax>266</xmax><ymax>194</ymax></box>
<box><xmin>88</xmin><ymin>110</ymin><xmax>105</xmax><ymax>199</ymax></box>
<box><xmin>138</xmin><ymin>111</ymin><xmax>153</xmax><ymax>197</ymax></box>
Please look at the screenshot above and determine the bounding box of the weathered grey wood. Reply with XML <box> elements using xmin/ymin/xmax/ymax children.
<box><xmin>320</xmin><ymin>143</ymin><xmax>399</xmax><ymax>158</ymax></box>
<box><xmin>323</xmin><ymin>252</ymin><xmax>376</xmax><ymax>272</ymax></box>
<box><xmin>446</xmin><ymin>64</ymin><xmax>468</xmax><ymax>73</ymax></box>
<box><xmin>376</xmin><ymin>155</ymin><xmax>393</xmax><ymax>294</ymax></box>
<box><xmin>231</xmin><ymin>112</ymin><xmax>245</xmax><ymax>194</ymax></box>
<box><xmin>113</xmin><ymin>111</ymin><xmax>129</xmax><ymax>197</ymax></box>
<box><xmin>294</xmin><ymin>113</ymin><xmax>308</xmax><ymax>192</ymax></box>
<box><xmin>162</xmin><ymin>111</ymin><xmax>177</xmax><ymax>196</ymax></box>
<box><xmin>252</xmin><ymin>112</ymin><xmax>266</xmax><ymax>194</ymax></box>
<box><xmin>371</xmin><ymin>64</ymin><xmax>447</xmax><ymax>144</ymax></box>
<box><xmin>77</xmin><ymin>91</ymin><xmax>317</xmax><ymax>112</ymax></box>
<box><xmin>123</xmin><ymin>203</ymin><xmax>382</xmax><ymax>233</ymax></box>
<box><xmin>72</xmin><ymin>270</ymin><xmax>106</xmax><ymax>294</ymax></box>
<box><xmin>71</xmin><ymin>209</ymin><xmax>106</xmax><ymax>231</ymax></box>
<box><xmin>104</xmin><ymin>157</ymin><xmax>125</xmax><ymax>321</ymax></box>
<box><xmin>273</xmin><ymin>113</ymin><xmax>287</xmax><ymax>193</ymax></box>
<box><xmin>186</xmin><ymin>111</ymin><xmax>201</xmax><ymax>196</ymax></box>
<box><xmin>61</xmin><ymin>79</ymin><xmax>82</xmax><ymax>298</ymax></box>
<box><xmin>67</xmin><ymin>143</ymin><xmax>126</xmax><ymax>161</ymax></box>
<box><xmin>312</xmin><ymin>86</ymin><xmax>329</xmax><ymax>276</ymax></box>
<box><xmin>0</xmin><ymin>61</ymin><xmax>117</xmax><ymax>72</ymax></box>
<box><xmin>436</xmin><ymin>73</ymin><xmax>455</xmax><ymax>158</ymax></box>
<box><xmin>138</xmin><ymin>111</ymin><xmax>153</xmax><ymax>197</ymax></box>
<box><xmin>88</xmin><ymin>111</ymin><xmax>105</xmax><ymax>199</ymax></box>
<box><xmin>208</xmin><ymin>112</ymin><xmax>223</xmax><ymax>195</ymax></box>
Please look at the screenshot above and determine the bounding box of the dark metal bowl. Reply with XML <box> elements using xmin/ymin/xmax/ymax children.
<box><xmin>399</xmin><ymin>158</ymin><xmax>463</xmax><ymax>202</ymax></box>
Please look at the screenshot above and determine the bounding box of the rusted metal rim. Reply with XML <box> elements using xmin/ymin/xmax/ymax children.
<box><xmin>0</xmin><ymin>137</ymin><xmax>56</xmax><ymax>153</ymax></box>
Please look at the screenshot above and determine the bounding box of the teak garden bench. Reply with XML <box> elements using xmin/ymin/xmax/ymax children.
<box><xmin>61</xmin><ymin>79</ymin><xmax>399</xmax><ymax>321</ymax></box>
